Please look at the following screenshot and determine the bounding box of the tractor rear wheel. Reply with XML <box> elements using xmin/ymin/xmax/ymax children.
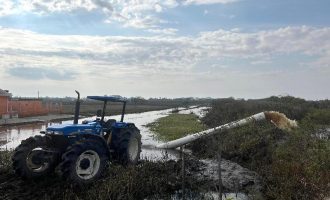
<box><xmin>114</xmin><ymin>131</ymin><xmax>142</xmax><ymax>165</ymax></box>
<box><xmin>12</xmin><ymin>135</ymin><xmax>57</xmax><ymax>179</ymax></box>
<box><xmin>59</xmin><ymin>140</ymin><xmax>108</xmax><ymax>185</ymax></box>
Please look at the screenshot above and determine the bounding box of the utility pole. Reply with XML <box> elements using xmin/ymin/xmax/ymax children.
<box><xmin>218</xmin><ymin>149</ymin><xmax>223</xmax><ymax>200</ymax></box>
<box><xmin>180</xmin><ymin>146</ymin><xmax>186</xmax><ymax>200</ymax></box>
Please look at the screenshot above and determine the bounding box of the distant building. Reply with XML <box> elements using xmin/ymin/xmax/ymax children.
<box><xmin>0</xmin><ymin>89</ymin><xmax>62</xmax><ymax>119</ymax></box>
<box><xmin>0</xmin><ymin>89</ymin><xmax>11</xmax><ymax>117</ymax></box>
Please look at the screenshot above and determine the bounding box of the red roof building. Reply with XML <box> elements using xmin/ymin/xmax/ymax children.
<box><xmin>0</xmin><ymin>89</ymin><xmax>11</xmax><ymax>117</ymax></box>
<box><xmin>0</xmin><ymin>89</ymin><xmax>62</xmax><ymax>118</ymax></box>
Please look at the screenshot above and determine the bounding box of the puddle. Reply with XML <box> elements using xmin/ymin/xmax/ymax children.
<box><xmin>0</xmin><ymin>123</ymin><xmax>49</xmax><ymax>150</ymax></box>
<box><xmin>178</xmin><ymin>106</ymin><xmax>209</xmax><ymax>118</ymax></box>
<box><xmin>168</xmin><ymin>191</ymin><xmax>249</xmax><ymax>200</ymax></box>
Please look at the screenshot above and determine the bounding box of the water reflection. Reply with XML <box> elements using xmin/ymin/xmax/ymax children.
<box><xmin>0</xmin><ymin>122</ymin><xmax>62</xmax><ymax>150</ymax></box>
<box><xmin>0</xmin><ymin>107</ymin><xmax>208</xmax><ymax>161</ymax></box>
<box><xmin>0</xmin><ymin>109</ymin><xmax>177</xmax><ymax>160</ymax></box>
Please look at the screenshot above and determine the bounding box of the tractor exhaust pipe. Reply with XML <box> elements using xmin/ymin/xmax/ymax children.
<box><xmin>74</xmin><ymin>90</ymin><xmax>80</xmax><ymax>124</ymax></box>
<box><xmin>156</xmin><ymin>111</ymin><xmax>298</xmax><ymax>149</ymax></box>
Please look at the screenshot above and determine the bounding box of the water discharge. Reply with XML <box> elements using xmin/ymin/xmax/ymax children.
<box><xmin>264</xmin><ymin>111</ymin><xmax>298</xmax><ymax>131</ymax></box>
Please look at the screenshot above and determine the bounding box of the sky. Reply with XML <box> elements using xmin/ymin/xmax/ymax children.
<box><xmin>0</xmin><ymin>0</ymin><xmax>329</xmax><ymax>99</ymax></box>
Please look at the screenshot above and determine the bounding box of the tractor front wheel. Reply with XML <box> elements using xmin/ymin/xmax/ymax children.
<box><xmin>12</xmin><ymin>135</ymin><xmax>57</xmax><ymax>179</ymax></box>
<box><xmin>59</xmin><ymin>140</ymin><xmax>108</xmax><ymax>185</ymax></box>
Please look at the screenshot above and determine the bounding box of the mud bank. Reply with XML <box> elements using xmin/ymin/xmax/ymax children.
<box><xmin>0</xmin><ymin>114</ymin><xmax>74</xmax><ymax>126</ymax></box>
<box><xmin>198</xmin><ymin>159</ymin><xmax>262</xmax><ymax>195</ymax></box>
<box><xmin>0</xmin><ymin>151</ymin><xmax>259</xmax><ymax>200</ymax></box>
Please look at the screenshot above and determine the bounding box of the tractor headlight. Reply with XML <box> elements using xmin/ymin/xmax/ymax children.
<box><xmin>46</xmin><ymin>130</ymin><xmax>63</xmax><ymax>135</ymax></box>
<box><xmin>52</xmin><ymin>131</ymin><xmax>63</xmax><ymax>135</ymax></box>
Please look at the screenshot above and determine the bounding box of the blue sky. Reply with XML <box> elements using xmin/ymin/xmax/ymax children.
<box><xmin>0</xmin><ymin>0</ymin><xmax>329</xmax><ymax>99</ymax></box>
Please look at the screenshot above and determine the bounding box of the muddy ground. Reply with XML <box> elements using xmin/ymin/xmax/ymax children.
<box><xmin>0</xmin><ymin>151</ymin><xmax>260</xmax><ymax>200</ymax></box>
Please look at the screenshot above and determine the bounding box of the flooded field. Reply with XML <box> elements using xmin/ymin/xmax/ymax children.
<box><xmin>0</xmin><ymin>107</ymin><xmax>207</xmax><ymax>161</ymax></box>
<box><xmin>0</xmin><ymin>107</ymin><xmax>259</xmax><ymax>199</ymax></box>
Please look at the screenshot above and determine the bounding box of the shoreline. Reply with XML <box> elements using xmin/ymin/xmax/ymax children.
<box><xmin>0</xmin><ymin>114</ymin><xmax>74</xmax><ymax>127</ymax></box>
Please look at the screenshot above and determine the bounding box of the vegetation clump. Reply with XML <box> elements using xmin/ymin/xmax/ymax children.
<box><xmin>0</xmin><ymin>154</ymin><xmax>208</xmax><ymax>200</ymax></box>
<box><xmin>196</xmin><ymin>96</ymin><xmax>330</xmax><ymax>200</ymax></box>
<box><xmin>146</xmin><ymin>113</ymin><xmax>207</xmax><ymax>141</ymax></box>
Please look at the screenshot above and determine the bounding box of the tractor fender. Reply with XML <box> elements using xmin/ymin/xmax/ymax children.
<box><xmin>71</xmin><ymin>133</ymin><xmax>111</xmax><ymax>159</ymax></box>
<box><xmin>126</xmin><ymin>123</ymin><xmax>140</xmax><ymax>134</ymax></box>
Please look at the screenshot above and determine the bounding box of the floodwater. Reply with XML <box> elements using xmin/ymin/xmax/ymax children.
<box><xmin>0</xmin><ymin>107</ymin><xmax>208</xmax><ymax>161</ymax></box>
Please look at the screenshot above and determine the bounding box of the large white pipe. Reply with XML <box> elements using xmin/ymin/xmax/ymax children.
<box><xmin>156</xmin><ymin>112</ymin><xmax>266</xmax><ymax>149</ymax></box>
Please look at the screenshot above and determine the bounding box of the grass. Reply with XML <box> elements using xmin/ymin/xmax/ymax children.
<box><xmin>267</xmin><ymin>130</ymin><xmax>330</xmax><ymax>199</ymax></box>
<box><xmin>197</xmin><ymin>98</ymin><xmax>330</xmax><ymax>200</ymax></box>
<box><xmin>0</xmin><ymin>152</ymin><xmax>180</xmax><ymax>200</ymax></box>
<box><xmin>146</xmin><ymin>98</ymin><xmax>330</xmax><ymax>199</ymax></box>
<box><xmin>146</xmin><ymin>113</ymin><xmax>207</xmax><ymax>141</ymax></box>
<box><xmin>0</xmin><ymin>151</ymin><xmax>216</xmax><ymax>200</ymax></box>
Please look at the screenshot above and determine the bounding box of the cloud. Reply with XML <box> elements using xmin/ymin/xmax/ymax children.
<box><xmin>0</xmin><ymin>0</ymin><xmax>239</xmax><ymax>31</ymax></box>
<box><xmin>92</xmin><ymin>0</ymin><xmax>113</xmax><ymax>13</ymax></box>
<box><xmin>1</xmin><ymin>26</ymin><xmax>329</xmax><ymax>72</ymax></box>
<box><xmin>106</xmin><ymin>0</ymin><xmax>179</xmax><ymax>29</ymax></box>
<box><xmin>146</xmin><ymin>28</ymin><xmax>178</xmax><ymax>35</ymax></box>
<box><xmin>0</xmin><ymin>0</ymin><xmax>15</xmax><ymax>16</ymax></box>
<box><xmin>7</xmin><ymin>66</ymin><xmax>78</xmax><ymax>80</ymax></box>
<box><xmin>183</xmin><ymin>0</ymin><xmax>240</xmax><ymax>5</ymax></box>
<box><xmin>1</xmin><ymin>0</ymin><xmax>172</xmax><ymax>30</ymax></box>
<box><xmin>17</xmin><ymin>0</ymin><xmax>94</xmax><ymax>14</ymax></box>
<box><xmin>196</xmin><ymin>26</ymin><xmax>330</xmax><ymax>58</ymax></box>
<box><xmin>0</xmin><ymin>26</ymin><xmax>329</xmax><ymax>98</ymax></box>
<box><xmin>0</xmin><ymin>0</ymin><xmax>112</xmax><ymax>17</ymax></box>
<box><xmin>121</xmin><ymin>14</ymin><xmax>162</xmax><ymax>29</ymax></box>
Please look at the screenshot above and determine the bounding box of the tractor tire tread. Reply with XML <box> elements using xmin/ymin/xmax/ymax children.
<box><xmin>12</xmin><ymin>136</ymin><xmax>57</xmax><ymax>179</ymax></box>
<box><xmin>59</xmin><ymin>140</ymin><xmax>108</xmax><ymax>185</ymax></box>
<box><xmin>113</xmin><ymin>130</ymin><xmax>141</xmax><ymax>165</ymax></box>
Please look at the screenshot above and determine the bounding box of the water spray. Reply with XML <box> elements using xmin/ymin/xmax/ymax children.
<box><xmin>156</xmin><ymin>111</ymin><xmax>298</xmax><ymax>149</ymax></box>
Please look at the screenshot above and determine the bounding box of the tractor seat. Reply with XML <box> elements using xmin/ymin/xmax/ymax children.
<box><xmin>104</xmin><ymin>119</ymin><xmax>116</xmax><ymax>129</ymax></box>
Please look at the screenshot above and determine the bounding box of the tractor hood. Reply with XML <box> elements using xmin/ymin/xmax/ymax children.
<box><xmin>46</xmin><ymin>122</ymin><xmax>102</xmax><ymax>135</ymax></box>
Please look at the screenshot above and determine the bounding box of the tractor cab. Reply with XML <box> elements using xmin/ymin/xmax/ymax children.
<box><xmin>85</xmin><ymin>95</ymin><xmax>127</xmax><ymax>133</ymax></box>
<box><xmin>46</xmin><ymin>92</ymin><xmax>130</xmax><ymax>137</ymax></box>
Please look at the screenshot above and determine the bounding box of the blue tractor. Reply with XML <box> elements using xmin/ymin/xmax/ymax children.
<box><xmin>12</xmin><ymin>91</ymin><xmax>141</xmax><ymax>185</ymax></box>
